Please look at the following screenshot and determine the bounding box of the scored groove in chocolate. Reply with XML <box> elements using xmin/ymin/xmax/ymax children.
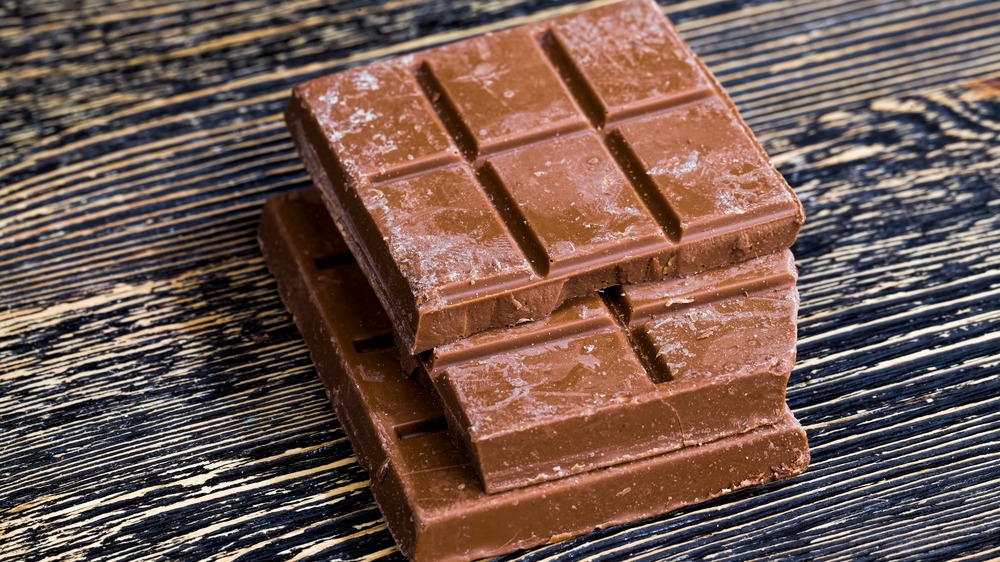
<box><xmin>613</xmin><ymin>97</ymin><xmax>799</xmax><ymax>242</ymax></box>
<box><xmin>536</xmin><ymin>30</ymin><xmax>606</xmax><ymax>129</ymax></box>
<box><xmin>487</xmin><ymin>132</ymin><xmax>669</xmax><ymax>277</ymax></box>
<box><xmin>599</xmin><ymin>290</ymin><xmax>675</xmax><ymax>384</ymax></box>
<box><xmin>427</xmin><ymin>294</ymin><xmax>618</xmax><ymax>372</ymax></box>
<box><xmin>604</xmin><ymin>128</ymin><xmax>684</xmax><ymax>242</ymax></box>
<box><xmin>547</xmin><ymin>1</ymin><xmax>715</xmax><ymax>125</ymax></box>
<box><xmin>613</xmin><ymin>250</ymin><xmax>798</xmax><ymax>325</ymax></box>
<box><xmin>537</xmin><ymin>28</ymin><xmax>716</xmax><ymax>129</ymax></box>
<box><xmin>367</xmin><ymin>151</ymin><xmax>464</xmax><ymax>186</ymax></box>
<box><xmin>411</xmin><ymin>64</ymin><xmax>479</xmax><ymax>162</ymax></box>
<box><xmin>474</xmin><ymin>162</ymin><xmax>552</xmax><ymax>277</ymax></box>
<box><xmin>419</xmin><ymin>29</ymin><xmax>589</xmax><ymax>160</ymax></box>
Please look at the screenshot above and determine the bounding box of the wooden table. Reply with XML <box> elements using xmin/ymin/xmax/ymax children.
<box><xmin>3</xmin><ymin>0</ymin><xmax>999</xmax><ymax>559</ymax></box>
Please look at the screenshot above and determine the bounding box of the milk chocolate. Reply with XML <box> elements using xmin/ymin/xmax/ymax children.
<box><xmin>265</xmin><ymin>188</ymin><xmax>800</xmax><ymax>493</ymax></box>
<box><xmin>284</xmin><ymin>0</ymin><xmax>804</xmax><ymax>354</ymax></box>
<box><xmin>426</xmin><ymin>254</ymin><xmax>798</xmax><ymax>493</ymax></box>
<box><xmin>259</xmin><ymin>189</ymin><xmax>809</xmax><ymax>562</ymax></box>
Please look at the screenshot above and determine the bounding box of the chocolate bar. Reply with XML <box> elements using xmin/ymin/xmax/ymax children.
<box><xmin>259</xmin><ymin>189</ymin><xmax>809</xmax><ymax>562</ymax></box>
<box><xmin>284</xmin><ymin>0</ymin><xmax>804</xmax><ymax>354</ymax></box>
<box><xmin>263</xmin><ymin>188</ymin><xmax>800</xmax><ymax>494</ymax></box>
<box><xmin>427</xmin><ymin>258</ymin><xmax>799</xmax><ymax>493</ymax></box>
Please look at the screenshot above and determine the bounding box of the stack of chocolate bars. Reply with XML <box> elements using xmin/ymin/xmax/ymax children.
<box><xmin>259</xmin><ymin>1</ymin><xmax>809</xmax><ymax>560</ymax></box>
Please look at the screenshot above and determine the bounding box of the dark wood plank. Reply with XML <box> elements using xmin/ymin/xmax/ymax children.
<box><xmin>2</xmin><ymin>1</ymin><xmax>1000</xmax><ymax>560</ymax></box>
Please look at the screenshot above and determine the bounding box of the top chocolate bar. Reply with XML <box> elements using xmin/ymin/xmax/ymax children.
<box><xmin>285</xmin><ymin>0</ymin><xmax>804</xmax><ymax>353</ymax></box>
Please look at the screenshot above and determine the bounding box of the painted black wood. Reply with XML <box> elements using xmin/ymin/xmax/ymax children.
<box><xmin>2</xmin><ymin>1</ymin><xmax>999</xmax><ymax>560</ymax></box>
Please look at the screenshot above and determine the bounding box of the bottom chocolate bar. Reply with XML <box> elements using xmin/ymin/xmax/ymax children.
<box><xmin>259</xmin><ymin>189</ymin><xmax>809</xmax><ymax>562</ymax></box>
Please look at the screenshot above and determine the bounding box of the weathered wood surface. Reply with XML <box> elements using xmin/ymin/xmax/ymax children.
<box><xmin>2</xmin><ymin>0</ymin><xmax>999</xmax><ymax>559</ymax></box>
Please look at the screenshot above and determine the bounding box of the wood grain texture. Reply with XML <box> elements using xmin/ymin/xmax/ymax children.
<box><xmin>2</xmin><ymin>0</ymin><xmax>999</xmax><ymax>560</ymax></box>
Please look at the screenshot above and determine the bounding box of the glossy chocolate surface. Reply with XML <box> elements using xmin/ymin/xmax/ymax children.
<box><xmin>285</xmin><ymin>0</ymin><xmax>804</xmax><ymax>354</ymax></box>
<box><xmin>259</xmin><ymin>189</ymin><xmax>809</xmax><ymax>562</ymax></box>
